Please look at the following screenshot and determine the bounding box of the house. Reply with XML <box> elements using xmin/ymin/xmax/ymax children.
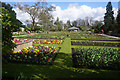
<box><xmin>68</xmin><ymin>27</ymin><xmax>79</xmax><ymax>32</ymax></box>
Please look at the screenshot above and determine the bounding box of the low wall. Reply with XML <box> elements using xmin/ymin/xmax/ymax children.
<box><xmin>14</xmin><ymin>41</ymin><xmax>33</xmax><ymax>51</ymax></box>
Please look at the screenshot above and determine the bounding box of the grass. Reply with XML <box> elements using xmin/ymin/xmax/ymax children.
<box><xmin>3</xmin><ymin>32</ymin><xmax>120</xmax><ymax>79</ymax></box>
<box><xmin>3</xmin><ymin>53</ymin><xmax>120</xmax><ymax>79</ymax></box>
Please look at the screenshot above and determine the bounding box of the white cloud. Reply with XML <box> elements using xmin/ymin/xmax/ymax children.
<box><xmin>13</xmin><ymin>4</ymin><xmax>118</xmax><ymax>24</ymax></box>
<box><xmin>51</xmin><ymin>4</ymin><xmax>118</xmax><ymax>23</ymax></box>
<box><xmin>13</xmin><ymin>8</ymin><xmax>31</xmax><ymax>25</ymax></box>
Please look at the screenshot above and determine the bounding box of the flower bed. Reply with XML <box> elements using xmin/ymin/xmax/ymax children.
<box><xmin>33</xmin><ymin>40</ymin><xmax>63</xmax><ymax>44</ymax></box>
<box><xmin>8</xmin><ymin>45</ymin><xmax>60</xmax><ymax>65</ymax></box>
<box><xmin>13</xmin><ymin>38</ymin><xmax>29</xmax><ymax>44</ymax></box>
<box><xmin>71</xmin><ymin>39</ymin><xmax>120</xmax><ymax>42</ymax></box>
<box><xmin>72</xmin><ymin>47</ymin><xmax>120</xmax><ymax>70</ymax></box>
<box><xmin>15</xmin><ymin>35</ymin><xmax>65</xmax><ymax>39</ymax></box>
<box><xmin>71</xmin><ymin>41</ymin><xmax>119</xmax><ymax>47</ymax></box>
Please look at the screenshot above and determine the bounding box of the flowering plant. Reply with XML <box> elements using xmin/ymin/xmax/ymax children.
<box><xmin>13</xmin><ymin>38</ymin><xmax>29</xmax><ymax>44</ymax></box>
<box><xmin>8</xmin><ymin>45</ymin><xmax>59</xmax><ymax>64</ymax></box>
<box><xmin>33</xmin><ymin>40</ymin><xmax>63</xmax><ymax>44</ymax></box>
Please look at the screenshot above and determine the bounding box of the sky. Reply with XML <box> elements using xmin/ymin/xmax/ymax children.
<box><xmin>1</xmin><ymin>0</ymin><xmax>120</xmax><ymax>24</ymax></box>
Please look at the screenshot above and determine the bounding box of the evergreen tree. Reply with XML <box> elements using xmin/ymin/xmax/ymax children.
<box><xmin>116</xmin><ymin>10</ymin><xmax>120</xmax><ymax>35</ymax></box>
<box><xmin>54</xmin><ymin>17</ymin><xmax>63</xmax><ymax>31</ymax></box>
<box><xmin>104</xmin><ymin>1</ymin><xmax>115</xmax><ymax>34</ymax></box>
<box><xmin>66</xmin><ymin>20</ymin><xmax>71</xmax><ymax>30</ymax></box>
<box><xmin>72</xmin><ymin>21</ymin><xmax>77</xmax><ymax>27</ymax></box>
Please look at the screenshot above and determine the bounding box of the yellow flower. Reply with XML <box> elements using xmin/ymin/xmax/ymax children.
<box><xmin>44</xmin><ymin>57</ymin><xmax>46</xmax><ymax>59</ymax></box>
<box><xmin>35</xmin><ymin>49</ymin><xmax>38</xmax><ymax>51</ymax></box>
<box><xmin>13</xmin><ymin>51</ymin><xmax>17</xmax><ymax>54</ymax></box>
<box><xmin>17</xmin><ymin>51</ymin><xmax>20</xmax><ymax>53</ymax></box>
<box><xmin>25</xmin><ymin>49</ymin><xmax>27</xmax><ymax>51</ymax></box>
<box><xmin>37</xmin><ymin>50</ymin><xmax>39</xmax><ymax>52</ymax></box>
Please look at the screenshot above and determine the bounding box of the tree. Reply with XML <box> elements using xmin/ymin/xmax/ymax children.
<box><xmin>16</xmin><ymin>2</ymin><xmax>55</xmax><ymax>31</ymax></box>
<box><xmin>16</xmin><ymin>2</ymin><xmax>43</xmax><ymax>31</ymax></box>
<box><xmin>116</xmin><ymin>10</ymin><xmax>120</xmax><ymax>35</ymax></box>
<box><xmin>104</xmin><ymin>1</ymin><xmax>115</xmax><ymax>34</ymax></box>
<box><xmin>2</xmin><ymin>2</ymin><xmax>22</xmax><ymax>32</ymax></box>
<box><xmin>54</xmin><ymin>17</ymin><xmax>63</xmax><ymax>31</ymax></box>
<box><xmin>38</xmin><ymin>9</ymin><xmax>54</xmax><ymax>31</ymax></box>
<box><xmin>1</xmin><ymin>2</ymin><xmax>23</xmax><ymax>62</ymax></box>
<box><xmin>65</xmin><ymin>20</ymin><xmax>71</xmax><ymax>30</ymax></box>
<box><xmin>91</xmin><ymin>21</ymin><xmax>103</xmax><ymax>33</ymax></box>
<box><xmin>1</xmin><ymin>7</ymin><xmax>16</xmax><ymax>56</ymax></box>
<box><xmin>72</xmin><ymin>20</ymin><xmax>77</xmax><ymax>27</ymax></box>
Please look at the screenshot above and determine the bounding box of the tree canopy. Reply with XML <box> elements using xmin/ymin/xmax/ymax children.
<box><xmin>1</xmin><ymin>2</ymin><xmax>22</xmax><ymax>56</ymax></box>
<box><xmin>104</xmin><ymin>1</ymin><xmax>115</xmax><ymax>34</ymax></box>
<box><xmin>16</xmin><ymin>2</ymin><xmax>55</xmax><ymax>31</ymax></box>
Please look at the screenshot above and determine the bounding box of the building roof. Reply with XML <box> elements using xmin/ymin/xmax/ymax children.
<box><xmin>68</xmin><ymin>27</ymin><xmax>79</xmax><ymax>30</ymax></box>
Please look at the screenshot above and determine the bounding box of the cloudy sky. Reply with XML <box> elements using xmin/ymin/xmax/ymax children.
<box><xmin>3</xmin><ymin>1</ymin><xmax>119</xmax><ymax>24</ymax></box>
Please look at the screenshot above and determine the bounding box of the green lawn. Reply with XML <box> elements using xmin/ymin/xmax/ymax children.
<box><xmin>3</xmin><ymin>32</ymin><xmax>120</xmax><ymax>79</ymax></box>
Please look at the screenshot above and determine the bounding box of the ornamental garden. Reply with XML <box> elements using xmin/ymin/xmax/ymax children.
<box><xmin>2</xmin><ymin>1</ymin><xmax>120</xmax><ymax>80</ymax></box>
<box><xmin>3</xmin><ymin>31</ymin><xmax>120</xmax><ymax>79</ymax></box>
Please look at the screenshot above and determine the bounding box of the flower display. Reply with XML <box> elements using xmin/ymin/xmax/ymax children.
<box><xmin>8</xmin><ymin>45</ymin><xmax>59</xmax><ymax>65</ymax></box>
<box><xmin>33</xmin><ymin>40</ymin><xmax>63</xmax><ymax>44</ymax></box>
<box><xmin>13</xmin><ymin>38</ymin><xmax>29</xmax><ymax>44</ymax></box>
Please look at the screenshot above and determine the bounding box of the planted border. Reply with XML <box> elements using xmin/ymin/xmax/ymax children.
<box><xmin>33</xmin><ymin>39</ymin><xmax>64</xmax><ymax>45</ymax></box>
<box><xmin>13</xmin><ymin>37</ymin><xmax>65</xmax><ymax>40</ymax></box>
<box><xmin>71</xmin><ymin>41</ymin><xmax>120</xmax><ymax>47</ymax></box>
<box><xmin>7</xmin><ymin>45</ymin><xmax>61</xmax><ymax>65</ymax></box>
<box><xmin>71</xmin><ymin>39</ymin><xmax>120</xmax><ymax>42</ymax></box>
<box><xmin>72</xmin><ymin>47</ymin><xmax>120</xmax><ymax>70</ymax></box>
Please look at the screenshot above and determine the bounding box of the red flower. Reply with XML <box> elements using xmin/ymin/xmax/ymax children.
<box><xmin>48</xmin><ymin>58</ymin><xmax>50</xmax><ymax>61</ymax></box>
<box><xmin>40</xmin><ymin>49</ymin><xmax>42</xmax><ymax>52</ymax></box>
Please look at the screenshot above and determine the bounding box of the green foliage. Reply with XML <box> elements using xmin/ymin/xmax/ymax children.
<box><xmin>39</xmin><ymin>27</ymin><xmax>44</xmax><ymax>31</ymax></box>
<box><xmin>116</xmin><ymin>11</ymin><xmax>120</xmax><ymax>35</ymax></box>
<box><xmin>72</xmin><ymin>21</ymin><xmax>77</xmax><ymax>27</ymax></box>
<box><xmin>54</xmin><ymin>17</ymin><xmax>63</xmax><ymax>31</ymax></box>
<box><xmin>2</xmin><ymin>2</ymin><xmax>22</xmax><ymax>32</ymax></box>
<box><xmin>1</xmin><ymin>7</ymin><xmax>16</xmax><ymax>56</ymax></box>
<box><xmin>91</xmin><ymin>21</ymin><xmax>103</xmax><ymax>33</ymax></box>
<box><xmin>104</xmin><ymin>1</ymin><xmax>115</xmax><ymax>34</ymax></box>
<box><xmin>73</xmin><ymin>47</ymin><xmax>120</xmax><ymax>70</ymax></box>
<box><xmin>1</xmin><ymin>2</ymin><xmax>22</xmax><ymax>56</ymax></box>
<box><xmin>25</xmin><ymin>27</ymin><xmax>31</xmax><ymax>32</ymax></box>
<box><xmin>78</xmin><ymin>26</ymin><xmax>85</xmax><ymax>31</ymax></box>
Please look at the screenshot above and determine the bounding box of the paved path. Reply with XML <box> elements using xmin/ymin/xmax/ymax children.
<box><xmin>99</xmin><ymin>34</ymin><xmax>120</xmax><ymax>39</ymax></box>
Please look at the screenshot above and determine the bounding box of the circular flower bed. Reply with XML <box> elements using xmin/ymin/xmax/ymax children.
<box><xmin>8</xmin><ymin>45</ymin><xmax>59</xmax><ymax>65</ymax></box>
